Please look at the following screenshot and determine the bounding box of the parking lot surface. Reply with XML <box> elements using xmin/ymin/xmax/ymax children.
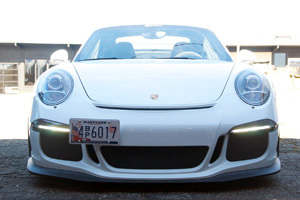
<box><xmin>0</xmin><ymin>69</ymin><xmax>299</xmax><ymax>199</ymax></box>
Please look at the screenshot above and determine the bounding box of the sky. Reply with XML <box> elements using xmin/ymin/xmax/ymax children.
<box><xmin>0</xmin><ymin>0</ymin><xmax>299</xmax><ymax>44</ymax></box>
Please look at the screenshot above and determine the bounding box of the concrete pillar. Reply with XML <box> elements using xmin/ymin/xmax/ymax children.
<box><xmin>18</xmin><ymin>63</ymin><xmax>25</xmax><ymax>93</ymax></box>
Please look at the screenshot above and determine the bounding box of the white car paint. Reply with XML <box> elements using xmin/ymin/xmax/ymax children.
<box><xmin>27</xmin><ymin>25</ymin><xmax>280</xmax><ymax>182</ymax></box>
<box><xmin>74</xmin><ymin>60</ymin><xmax>234</xmax><ymax>108</ymax></box>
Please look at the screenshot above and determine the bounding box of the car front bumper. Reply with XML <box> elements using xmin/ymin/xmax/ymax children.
<box><xmin>28</xmin><ymin>89</ymin><xmax>280</xmax><ymax>182</ymax></box>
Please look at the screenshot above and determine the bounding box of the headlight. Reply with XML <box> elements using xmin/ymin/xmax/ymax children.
<box><xmin>37</xmin><ymin>69</ymin><xmax>73</xmax><ymax>105</ymax></box>
<box><xmin>235</xmin><ymin>70</ymin><xmax>270</xmax><ymax>106</ymax></box>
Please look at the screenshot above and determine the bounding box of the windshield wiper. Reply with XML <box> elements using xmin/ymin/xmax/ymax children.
<box><xmin>77</xmin><ymin>58</ymin><xmax>119</xmax><ymax>61</ymax></box>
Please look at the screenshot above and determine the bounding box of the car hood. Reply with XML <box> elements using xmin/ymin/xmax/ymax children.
<box><xmin>73</xmin><ymin>60</ymin><xmax>234</xmax><ymax>109</ymax></box>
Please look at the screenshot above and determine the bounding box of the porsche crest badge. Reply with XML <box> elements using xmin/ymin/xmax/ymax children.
<box><xmin>150</xmin><ymin>94</ymin><xmax>159</xmax><ymax>100</ymax></box>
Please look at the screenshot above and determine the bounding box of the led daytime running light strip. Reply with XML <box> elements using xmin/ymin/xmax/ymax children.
<box><xmin>231</xmin><ymin>125</ymin><xmax>271</xmax><ymax>133</ymax></box>
<box><xmin>38</xmin><ymin>125</ymin><xmax>69</xmax><ymax>132</ymax></box>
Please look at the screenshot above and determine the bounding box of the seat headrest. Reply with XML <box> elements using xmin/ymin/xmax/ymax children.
<box><xmin>171</xmin><ymin>42</ymin><xmax>204</xmax><ymax>58</ymax></box>
<box><xmin>111</xmin><ymin>42</ymin><xmax>136</xmax><ymax>59</ymax></box>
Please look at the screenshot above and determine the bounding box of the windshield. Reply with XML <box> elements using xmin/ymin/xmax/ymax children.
<box><xmin>74</xmin><ymin>25</ymin><xmax>232</xmax><ymax>62</ymax></box>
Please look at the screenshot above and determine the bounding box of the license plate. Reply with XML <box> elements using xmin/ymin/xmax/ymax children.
<box><xmin>69</xmin><ymin>118</ymin><xmax>120</xmax><ymax>144</ymax></box>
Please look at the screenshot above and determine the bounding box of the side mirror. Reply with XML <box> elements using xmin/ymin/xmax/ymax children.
<box><xmin>50</xmin><ymin>49</ymin><xmax>69</xmax><ymax>63</ymax></box>
<box><xmin>237</xmin><ymin>49</ymin><xmax>256</xmax><ymax>63</ymax></box>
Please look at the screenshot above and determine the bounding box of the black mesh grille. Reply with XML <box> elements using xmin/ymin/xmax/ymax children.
<box><xmin>101</xmin><ymin>146</ymin><xmax>208</xmax><ymax>169</ymax></box>
<box><xmin>210</xmin><ymin>136</ymin><xmax>225</xmax><ymax>164</ymax></box>
<box><xmin>86</xmin><ymin>145</ymin><xmax>99</xmax><ymax>163</ymax></box>
<box><xmin>40</xmin><ymin>130</ymin><xmax>82</xmax><ymax>161</ymax></box>
<box><xmin>226</xmin><ymin>130</ymin><xmax>268</xmax><ymax>161</ymax></box>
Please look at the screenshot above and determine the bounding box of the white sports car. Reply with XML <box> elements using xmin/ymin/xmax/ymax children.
<box><xmin>27</xmin><ymin>25</ymin><xmax>280</xmax><ymax>182</ymax></box>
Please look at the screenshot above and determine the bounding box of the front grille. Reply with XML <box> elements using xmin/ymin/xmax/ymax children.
<box><xmin>86</xmin><ymin>145</ymin><xmax>99</xmax><ymax>163</ymax></box>
<box><xmin>101</xmin><ymin>146</ymin><xmax>208</xmax><ymax>169</ymax></box>
<box><xmin>210</xmin><ymin>136</ymin><xmax>225</xmax><ymax>164</ymax></box>
<box><xmin>226</xmin><ymin>130</ymin><xmax>268</xmax><ymax>161</ymax></box>
<box><xmin>40</xmin><ymin>130</ymin><xmax>82</xmax><ymax>161</ymax></box>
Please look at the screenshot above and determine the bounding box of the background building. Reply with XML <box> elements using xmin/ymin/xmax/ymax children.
<box><xmin>0</xmin><ymin>43</ymin><xmax>80</xmax><ymax>93</ymax></box>
<box><xmin>1</xmin><ymin>38</ymin><xmax>300</xmax><ymax>93</ymax></box>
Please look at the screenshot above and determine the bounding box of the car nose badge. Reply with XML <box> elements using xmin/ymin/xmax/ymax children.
<box><xmin>150</xmin><ymin>94</ymin><xmax>159</xmax><ymax>100</ymax></box>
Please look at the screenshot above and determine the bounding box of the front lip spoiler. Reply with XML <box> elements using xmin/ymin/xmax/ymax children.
<box><xmin>27</xmin><ymin>157</ymin><xmax>280</xmax><ymax>183</ymax></box>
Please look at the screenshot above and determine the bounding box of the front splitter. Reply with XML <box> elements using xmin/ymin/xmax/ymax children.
<box><xmin>27</xmin><ymin>157</ymin><xmax>280</xmax><ymax>183</ymax></box>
